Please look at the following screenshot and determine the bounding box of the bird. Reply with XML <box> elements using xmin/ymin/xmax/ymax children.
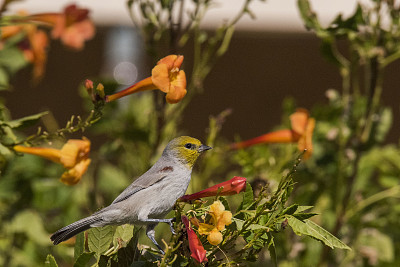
<box><xmin>50</xmin><ymin>136</ymin><xmax>212</xmax><ymax>254</ymax></box>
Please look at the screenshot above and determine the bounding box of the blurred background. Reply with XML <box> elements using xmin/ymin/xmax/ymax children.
<box><xmin>3</xmin><ymin>0</ymin><xmax>400</xmax><ymax>144</ymax></box>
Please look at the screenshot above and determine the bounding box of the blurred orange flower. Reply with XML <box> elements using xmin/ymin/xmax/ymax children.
<box><xmin>106</xmin><ymin>55</ymin><xmax>187</xmax><ymax>104</ymax></box>
<box><xmin>23</xmin><ymin>25</ymin><xmax>49</xmax><ymax>80</ymax></box>
<box><xmin>198</xmin><ymin>201</ymin><xmax>232</xmax><ymax>245</ymax></box>
<box><xmin>0</xmin><ymin>23</ymin><xmax>49</xmax><ymax>80</ymax></box>
<box><xmin>14</xmin><ymin>138</ymin><xmax>91</xmax><ymax>185</ymax></box>
<box><xmin>27</xmin><ymin>4</ymin><xmax>95</xmax><ymax>50</ymax></box>
<box><xmin>230</xmin><ymin>108</ymin><xmax>315</xmax><ymax>159</ymax></box>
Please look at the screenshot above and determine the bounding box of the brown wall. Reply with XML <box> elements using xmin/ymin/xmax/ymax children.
<box><xmin>3</xmin><ymin>27</ymin><xmax>400</xmax><ymax>144</ymax></box>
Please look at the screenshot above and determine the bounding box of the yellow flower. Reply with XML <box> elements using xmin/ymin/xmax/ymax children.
<box><xmin>208</xmin><ymin>229</ymin><xmax>223</xmax><ymax>246</ymax></box>
<box><xmin>198</xmin><ymin>200</ymin><xmax>232</xmax><ymax>245</ymax></box>
<box><xmin>60</xmin><ymin>158</ymin><xmax>91</xmax><ymax>185</ymax></box>
<box><xmin>14</xmin><ymin>138</ymin><xmax>91</xmax><ymax>185</ymax></box>
<box><xmin>106</xmin><ymin>54</ymin><xmax>187</xmax><ymax>104</ymax></box>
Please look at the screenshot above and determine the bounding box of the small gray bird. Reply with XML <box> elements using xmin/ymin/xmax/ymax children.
<box><xmin>51</xmin><ymin>136</ymin><xmax>212</xmax><ymax>253</ymax></box>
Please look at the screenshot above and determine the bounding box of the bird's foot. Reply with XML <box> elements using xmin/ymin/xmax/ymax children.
<box><xmin>167</xmin><ymin>218</ymin><xmax>176</xmax><ymax>235</ymax></box>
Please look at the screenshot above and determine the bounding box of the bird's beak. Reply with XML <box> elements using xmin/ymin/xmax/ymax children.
<box><xmin>198</xmin><ymin>144</ymin><xmax>212</xmax><ymax>152</ymax></box>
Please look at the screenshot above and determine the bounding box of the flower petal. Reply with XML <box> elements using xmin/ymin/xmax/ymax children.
<box><xmin>14</xmin><ymin>145</ymin><xmax>62</xmax><ymax>163</ymax></box>
<box><xmin>59</xmin><ymin>138</ymin><xmax>90</xmax><ymax>168</ymax></box>
<box><xmin>198</xmin><ymin>223</ymin><xmax>215</xmax><ymax>235</ymax></box>
<box><xmin>298</xmin><ymin>117</ymin><xmax>315</xmax><ymax>159</ymax></box>
<box><xmin>209</xmin><ymin>201</ymin><xmax>225</xmax><ymax>219</ymax></box>
<box><xmin>182</xmin><ymin>216</ymin><xmax>208</xmax><ymax>263</ymax></box>
<box><xmin>207</xmin><ymin>229</ymin><xmax>223</xmax><ymax>245</ymax></box>
<box><xmin>60</xmin><ymin>158</ymin><xmax>91</xmax><ymax>185</ymax></box>
<box><xmin>166</xmin><ymin>70</ymin><xmax>187</xmax><ymax>103</ymax></box>
<box><xmin>151</xmin><ymin>64</ymin><xmax>171</xmax><ymax>93</ymax></box>
<box><xmin>217</xmin><ymin>211</ymin><xmax>232</xmax><ymax>231</ymax></box>
<box><xmin>290</xmin><ymin>108</ymin><xmax>309</xmax><ymax>136</ymax></box>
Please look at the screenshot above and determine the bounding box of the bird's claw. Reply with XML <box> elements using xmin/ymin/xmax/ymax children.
<box><xmin>168</xmin><ymin>218</ymin><xmax>176</xmax><ymax>235</ymax></box>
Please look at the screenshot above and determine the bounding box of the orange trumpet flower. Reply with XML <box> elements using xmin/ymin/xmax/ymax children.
<box><xmin>25</xmin><ymin>4</ymin><xmax>95</xmax><ymax>50</ymax></box>
<box><xmin>1</xmin><ymin>20</ymin><xmax>48</xmax><ymax>80</ymax></box>
<box><xmin>14</xmin><ymin>138</ymin><xmax>91</xmax><ymax>185</ymax></box>
<box><xmin>106</xmin><ymin>55</ymin><xmax>187</xmax><ymax>104</ymax></box>
<box><xmin>231</xmin><ymin>108</ymin><xmax>315</xmax><ymax>159</ymax></box>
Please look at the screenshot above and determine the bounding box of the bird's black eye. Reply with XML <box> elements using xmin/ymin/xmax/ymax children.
<box><xmin>184</xmin><ymin>143</ymin><xmax>193</xmax><ymax>149</ymax></box>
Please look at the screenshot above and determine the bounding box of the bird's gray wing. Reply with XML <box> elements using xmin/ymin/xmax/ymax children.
<box><xmin>111</xmin><ymin>169</ymin><xmax>169</xmax><ymax>205</ymax></box>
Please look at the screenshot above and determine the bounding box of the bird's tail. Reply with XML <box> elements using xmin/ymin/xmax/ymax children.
<box><xmin>51</xmin><ymin>215</ymin><xmax>101</xmax><ymax>245</ymax></box>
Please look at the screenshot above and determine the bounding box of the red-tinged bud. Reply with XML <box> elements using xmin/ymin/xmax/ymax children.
<box><xmin>85</xmin><ymin>79</ymin><xmax>93</xmax><ymax>89</ymax></box>
<box><xmin>182</xmin><ymin>216</ymin><xmax>208</xmax><ymax>263</ymax></box>
<box><xmin>181</xmin><ymin>176</ymin><xmax>247</xmax><ymax>202</ymax></box>
<box><xmin>96</xmin><ymin>83</ymin><xmax>105</xmax><ymax>98</ymax></box>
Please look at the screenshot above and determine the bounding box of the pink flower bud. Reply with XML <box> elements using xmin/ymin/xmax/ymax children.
<box><xmin>84</xmin><ymin>79</ymin><xmax>93</xmax><ymax>89</ymax></box>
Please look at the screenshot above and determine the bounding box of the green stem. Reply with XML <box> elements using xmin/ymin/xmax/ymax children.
<box><xmin>361</xmin><ymin>60</ymin><xmax>383</xmax><ymax>143</ymax></box>
<box><xmin>345</xmin><ymin>185</ymin><xmax>400</xmax><ymax>220</ymax></box>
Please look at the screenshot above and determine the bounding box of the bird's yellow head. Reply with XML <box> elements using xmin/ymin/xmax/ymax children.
<box><xmin>163</xmin><ymin>136</ymin><xmax>212</xmax><ymax>168</ymax></box>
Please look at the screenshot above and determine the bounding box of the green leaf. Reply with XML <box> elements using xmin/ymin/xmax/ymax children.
<box><xmin>292</xmin><ymin>212</ymin><xmax>319</xmax><ymax>221</ymax></box>
<box><xmin>45</xmin><ymin>255</ymin><xmax>58</xmax><ymax>267</ymax></box>
<box><xmin>88</xmin><ymin>226</ymin><xmax>115</xmax><ymax>258</ymax></box>
<box><xmin>232</xmin><ymin>218</ymin><xmax>269</xmax><ymax>231</ymax></box>
<box><xmin>219</xmin><ymin>196</ymin><xmax>230</xmax><ymax>211</ymax></box>
<box><xmin>267</xmin><ymin>233</ymin><xmax>277</xmax><ymax>267</ymax></box>
<box><xmin>357</xmin><ymin>228</ymin><xmax>394</xmax><ymax>262</ymax></box>
<box><xmin>111</xmin><ymin>227</ymin><xmax>141</xmax><ymax>266</ymax></box>
<box><xmin>113</xmin><ymin>224</ymin><xmax>134</xmax><ymax>249</ymax></box>
<box><xmin>237</xmin><ymin>182</ymin><xmax>253</xmax><ymax>212</ymax></box>
<box><xmin>7</xmin><ymin>210</ymin><xmax>50</xmax><ymax>245</ymax></box>
<box><xmin>0</xmin><ymin>67</ymin><xmax>10</xmax><ymax>90</ymax></box>
<box><xmin>74</xmin><ymin>232</ymin><xmax>85</xmax><ymax>261</ymax></box>
<box><xmin>286</xmin><ymin>216</ymin><xmax>351</xmax><ymax>250</ymax></box>
<box><xmin>0</xmin><ymin>47</ymin><xmax>28</xmax><ymax>74</ymax></box>
<box><xmin>4</xmin><ymin>111</ymin><xmax>48</xmax><ymax>129</ymax></box>
<box><xmin>374</xmin><ymin>107</ymin><xmax>392</xmax><ymax>143</ymax></box>
<box><xmin>282</xmin><ymin>204</ymin><xmax>299</xmax><ymax>215</ymax></box>
<box><xmin>296</xmin><ymin>206</ymin><xmax>314</xmax><ymax>213</ymax></box>
<box><xmin>74</xmin><ymin>252</ymin><xmax>95</xmax><ymax>267</ymax></box>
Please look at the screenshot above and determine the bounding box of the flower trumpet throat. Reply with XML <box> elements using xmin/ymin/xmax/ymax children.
<box><xmin>106</xmin><ymin>55</ymin><xmax>187</xmax><ymax>104</ymax></box>
<box><xmin>105</xmin><ymin>77</ymin><xmax>157</xmax><ymax>102</ymax></box>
